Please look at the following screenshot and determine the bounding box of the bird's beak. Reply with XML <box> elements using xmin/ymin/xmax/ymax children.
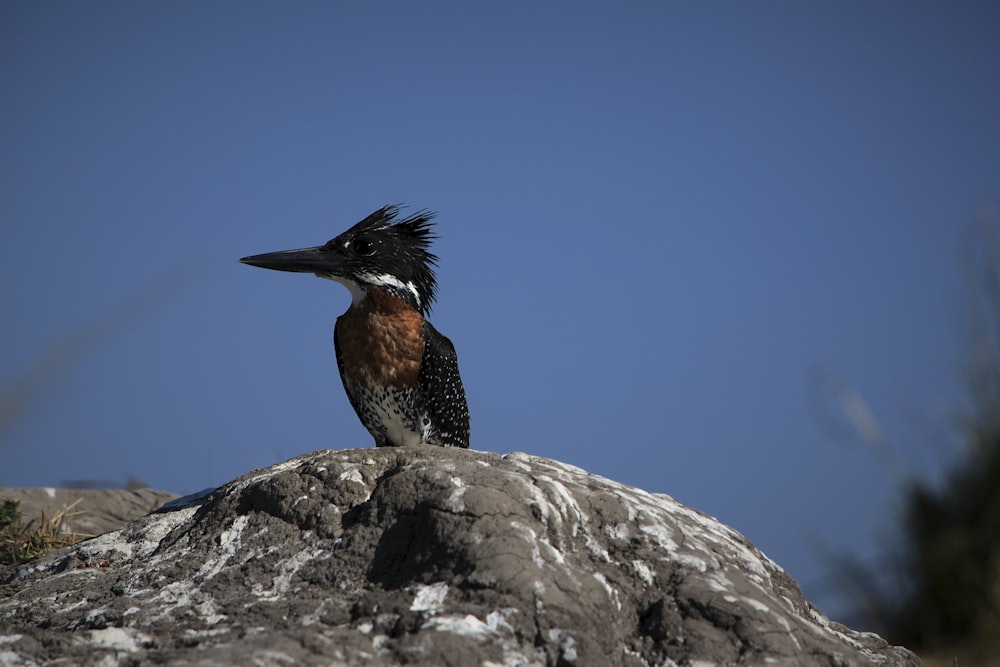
<box><xmin>239</xmin><ymin>246</ymin><xmax>345</xmax><ymax>275</ymax></box>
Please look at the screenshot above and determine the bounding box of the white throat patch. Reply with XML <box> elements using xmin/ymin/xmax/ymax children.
<box><xmin>319</xmin><ymin>272</ymin><xmax>421</xmax><ymax>308</ymax></box>
<box><xmin>321</xmin><ymin>274</ymin><xmax>368</xmax><ymax>305</ymax></box>
<box><xmin>359</xmin><ymin>272</ymin><xmax>422</xmax><ymax>308</ymax></box>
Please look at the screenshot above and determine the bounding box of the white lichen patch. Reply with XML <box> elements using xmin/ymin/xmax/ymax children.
<box><xmin>704</xmin><ymin>570</ymin><xmax>734</xmax><ymax>593</ymax></box>
<box><xmin>84</xmin><ymin>608</ymin><xmax>110</xmax><ymax>626</ymax></box>
<box><xmin>410</xmin><ymin>582</ymin><xmax>449</xmax><ymax>612</ymax></box>
<box><xmin>636</xmin><ymin>517</ymin><xmax>678</xmax><ymax>552</ymax></box>
<box><xmin>54</xmin><ymin>596</ymin><xmax>89</xmax><ymax>614</ymax></box>
<box><xmin>776</xmin><ymin>615</ymin><xmax>800</xmax><ymax>649</ymax></box>
<box><xmin>485</xmin><ymin>608</ymin><xmax>518</xmax><ymax>634</ymax></box>
<box><xmin>582</xmin><ymin>530</ymin><xmax>611</xmax><ymax>562</ymax></box>
<box><xmin>226</xmin><ymin>455</ymin><xmax>313</xmax><ymax>494</ymax></box>
<box><xmin>606</xmin><ymin>522</ymin><xmax>631</xmax><ymax>541</ymax></box>
<box><xmin>499</xmin><ymin>452</ymin><xmax>535</xmax><ymax>473</ymax></box>
<box><xmin>69</xmin><ymin>531</ymin><xmax>133</xmax><ymax>562</ymax></box>
<box><xmin>507</xmin><ymin>452</ymin><xmax>588</xmax><ymax>477</ymax></box>
<box><xmin>509</xmin><ymin>521</ymin><xmax>545</xmax><ymax>568</ymax></box>
<box><xmin>253</xmin><ymin>546</ymin><xmax>329</xmax><ymax>600</ymax></box>
<box><xmin>338</xmin><ymin>465</ymin><xmax>365</xmax><ymax>485</ymax></box>
<box><xmin>76</xmin><ymin>627</ymin><xmax>150</xmax><ymax>652</ymax></box>
<box><xmin>545</xmin><ymin>629</ymin><xmax>578</xmax><ymax>662</ymax></box>
<box><xmin>672</xmin><ymin>552</ymin><xmax>709</xmax><ymax>573</ymax></box>
<box><xmin>483</xmin><ymin>652</ymin><xmax>545</xmax><ymax>667</ymax></box>
<box><xmin>195</xmin><ymin>515</ymin><xmax>251</xmax><ymax>581</ymax></box>
<box><xmin>508</xmin><ymin>520</ymin><xmax>573</xmax><ymax>577</ymax></box>
<box><xmin>443</xmin><ymin>485</ymin><xmax>467</xmax><ymax>512</ymax></box>
<box><xmin>631</xmin><ymin>559</ymin><xmax>656</xmax><ymax>586</ymax></box>
<box><xmin>535</xmin><ymin>475</ymin><xmax>584</xmax><ymax>538</ymax></box>
<box><xmin>246</xmin><ymin>649</ymin><xmax>298</xmax><ymax>665</ymax></box>
<box><xmin>592</xmin><ymin>572</ymin><xmax>621</xmax><ymax>611</ymax></box>
<box><xmin>182</xmin><ymin>627</ymin><xmax>230</xmax><ymax>639</ymax></box>
<box><xmin>147</xmin><ymin>580</ymin><xmax>226</xmax><ymax>625</ymax></box>
<box><xmin>0</xmin><ymin>652</ymin><xmax>24</xmax><ymax>667</ymax></box>
<box><xmin>803</xmin><ymin>604</ymin><xmax>895</xmax><ymax>660</ymax></box>
<box><xmin>423</xmin><ymin>613</ymin><xmax>492</xmax><ymax>638</ymax></box>
<box><xmin>76</xmin><ymin>502</ymin><xmax>200</xmax><ymax>567</ymax></box>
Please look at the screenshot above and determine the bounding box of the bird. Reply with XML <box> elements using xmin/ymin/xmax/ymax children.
<box><xmin>239</xmin><ymin>205</ymin><xmax>470</xmax><ymax>449</ymax></box>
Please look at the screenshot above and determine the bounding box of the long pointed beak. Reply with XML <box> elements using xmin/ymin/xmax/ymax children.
<box><xmin>239</xmin><ymin>246</ymin><xmax>345</xmax><ymax>274</ymax></box>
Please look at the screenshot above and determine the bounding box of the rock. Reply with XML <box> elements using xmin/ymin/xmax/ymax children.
<box><xmin>0</xmin><ymin>487</ymin><xmax>179</xmax><ymax>537</ymax></box>
<box><xmin>0</xmin><ymin>447</ymin><xmax>920</xmax><ymax>666</ymax></box>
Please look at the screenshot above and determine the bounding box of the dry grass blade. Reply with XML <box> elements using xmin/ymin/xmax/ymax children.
<box><xmin>0</xmin><ymin>497</ymin><xmax>93</xmax><ymax>566</ymax></box>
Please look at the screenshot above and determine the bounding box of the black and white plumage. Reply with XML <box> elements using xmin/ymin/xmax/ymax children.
<box><xmin>240</xmin><ymin>205</ymin><xmax>470</xmax><ymax>448</ymax></box>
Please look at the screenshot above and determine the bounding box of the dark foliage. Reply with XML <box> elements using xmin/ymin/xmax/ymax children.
<box><xmin>890</xmin><ymin>429</ymin><xmax>1000</xmax><ymax>647</ymax></box>
<box><xmin>881</xmin><ymin>216</ymin><xmax>1000</xmax><ymax>653</ymax></box>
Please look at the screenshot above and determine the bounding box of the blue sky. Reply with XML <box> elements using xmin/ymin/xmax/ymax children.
<box><xmin>2</xmin><ymin>2</ymin><xmax>998</xmax><ymax>623</ymax></box>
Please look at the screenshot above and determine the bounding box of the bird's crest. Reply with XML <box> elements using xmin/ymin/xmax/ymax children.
<box><xmin>330</xmin><ymin>205</ymin><xmax>441</xmax><ymax>313</ymax></box>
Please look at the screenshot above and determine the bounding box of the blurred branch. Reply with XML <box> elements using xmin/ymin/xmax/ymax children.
<box><xmin>0</xmin><ymin>256</ymin><xmax>210</xmax><ymax>442</ymax></box>
<box><xmin>807</xmin><ymin>365</ymin><xmax>906</xmax><ymax>482</ymax></box>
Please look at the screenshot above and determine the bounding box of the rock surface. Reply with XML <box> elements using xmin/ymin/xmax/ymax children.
<box><xmin>0</xmin><ymin>447</ymin><xmax>920</xmax><ymax>666</ymax></box>
<box><xmin>0</xmin><ymin>487</ymin><xmax>179</xmax><ymax>537</ymax></box>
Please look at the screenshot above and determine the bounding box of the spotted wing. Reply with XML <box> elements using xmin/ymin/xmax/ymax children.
<box><xmin>417</xmin><ymin>321</ymin><xmax>470</xmax><ymax>448</ymax></box>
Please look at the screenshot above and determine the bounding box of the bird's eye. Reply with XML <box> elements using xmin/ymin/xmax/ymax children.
<box><xmin>354</xmin><ymin>237</ymin><xmax>376</xmax><ymax>256</ymax></box>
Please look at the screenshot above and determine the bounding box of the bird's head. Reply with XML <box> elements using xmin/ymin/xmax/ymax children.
<box><xmin>240</xmin><ymin>205</ymin><xmax>440</xmax><ymax>314</ymax></box>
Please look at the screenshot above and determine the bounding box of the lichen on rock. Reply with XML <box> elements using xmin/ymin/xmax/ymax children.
<box><xmin>0</xmin><ymin>447</ymin><xmax>921</xmax><ymax>666</ymax></box>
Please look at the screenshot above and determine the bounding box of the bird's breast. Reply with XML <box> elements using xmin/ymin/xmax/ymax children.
<box><xmin>335</xmin><ymin>288</ymin><xmax>425</xmax><ymax>389</ymax></box>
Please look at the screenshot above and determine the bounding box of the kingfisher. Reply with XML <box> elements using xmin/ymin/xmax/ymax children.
<box><xmin>240</xmin><ymin>205</ymin><xmax>470</xmax><ymax>449</ymax></box>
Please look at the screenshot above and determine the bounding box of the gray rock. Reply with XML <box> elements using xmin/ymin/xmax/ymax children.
<box><xmin>0</xmin><ymin>447</ymin><xmax>920</xmax><ymax>666</ymax></box>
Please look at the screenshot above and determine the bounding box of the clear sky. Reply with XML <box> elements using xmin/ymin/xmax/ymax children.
<box><xmin>2</xmin><ymin>2</ymin><xmax>998</xmax><ymax>624</ymax></box>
